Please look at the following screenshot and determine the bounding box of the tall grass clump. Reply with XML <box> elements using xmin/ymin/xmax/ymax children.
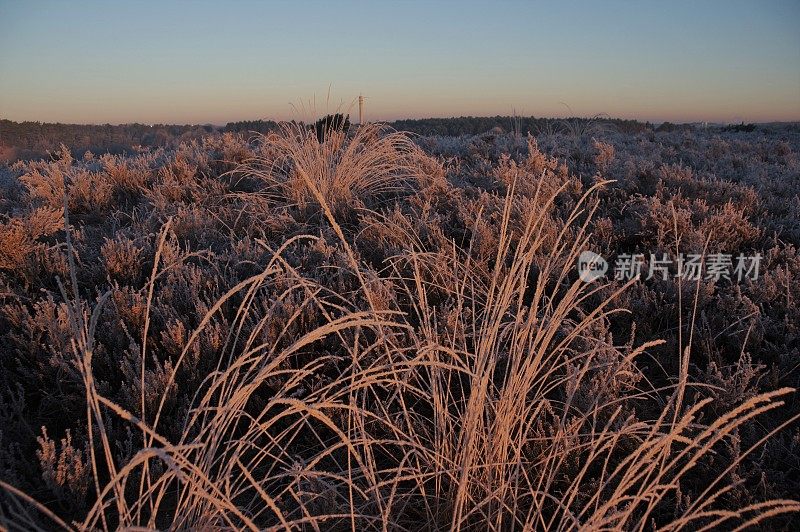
<box><xmin>238</xmin><ymin>121</ymin><xmax>424</xmax><ymax>214</ymax></box>
<box><xmin>1</xmin><ymin>122</ymin><xmax>798</xmax><ymax>530</ymax></box>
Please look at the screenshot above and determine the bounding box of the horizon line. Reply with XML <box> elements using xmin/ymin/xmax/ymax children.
<box><xmin>4</xmin><ymin>115</ymin><xmax>797</xmax><ymax>128</ymax></box>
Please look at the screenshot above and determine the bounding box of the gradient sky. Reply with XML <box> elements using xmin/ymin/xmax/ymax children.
<box><xmin>1</xmin><ymin>0</ymin><xmax>799</xmax><ymax>124</ymax></box>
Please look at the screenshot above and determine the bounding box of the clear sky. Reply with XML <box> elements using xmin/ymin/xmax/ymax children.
<box><xmin>1</xmin><ymin>0</ymin><xmax>799</xmax><ymax>124</ymax></box>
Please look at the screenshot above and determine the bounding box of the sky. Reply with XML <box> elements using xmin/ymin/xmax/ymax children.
<box><xmin>1</xmin><ymin>0</ymin><xmax>799</xmax><ymax>125</ymax></box>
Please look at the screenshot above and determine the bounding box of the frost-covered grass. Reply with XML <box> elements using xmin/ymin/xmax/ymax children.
<box><xmin>1</xmin><ymin>124</ymin><xmax>799</xmax><ymax>530</ymax></box>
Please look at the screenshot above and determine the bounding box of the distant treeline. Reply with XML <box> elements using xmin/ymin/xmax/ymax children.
<box><xmin>389</xmin><ymin>116</ymin><xmax>652</xmax><ymax>136</ymax></box>
<box><xmin>3</xmin><ymin>116</ymin><xmax>666</xmax><ymax>162</ymax></box>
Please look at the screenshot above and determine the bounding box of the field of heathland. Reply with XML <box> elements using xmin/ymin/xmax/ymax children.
<box><xmin>1</xmin><ymin>117</ymin><xmax>799</xmax><ymax>529</ymax></box>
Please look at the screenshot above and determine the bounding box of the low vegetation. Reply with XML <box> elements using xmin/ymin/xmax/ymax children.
<box><xmin>1</xmin><ymin>120</ymin><xmax>798</xmax><ymax>529</ymax></box>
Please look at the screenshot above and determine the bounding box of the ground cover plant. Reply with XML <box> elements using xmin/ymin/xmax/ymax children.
<box><xmin>1</xmin><ymin>120</ymin><xmax>799</xmax><ymax>530</ymax></box>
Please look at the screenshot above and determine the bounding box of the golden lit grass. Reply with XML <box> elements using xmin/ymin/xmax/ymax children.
<box><xmin>237</xmin><ymin>121</ymin><xmax>425</xmax><ymax>213</ymax></box>
<box><xmin>2</xmin><ymin>124</ymin><xmax>798</xmax><ymax>530</ymax></box>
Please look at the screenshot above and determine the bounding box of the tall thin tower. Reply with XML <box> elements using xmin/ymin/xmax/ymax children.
<box><xmin>358</xmin><ymin>93</ymin><xmax>366</xmax><ymax>125</ymax></box>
